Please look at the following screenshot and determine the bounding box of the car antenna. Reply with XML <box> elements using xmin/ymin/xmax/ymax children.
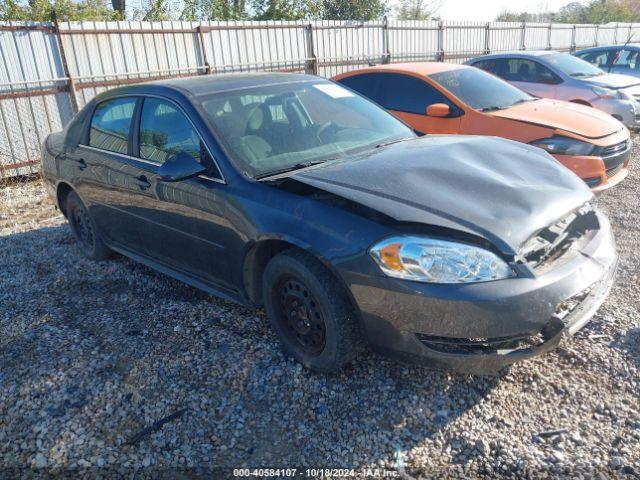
<box><xmin>609</xmin><ymin>32</ymin><xmax>635</xmax><ymax>73</ymax></box>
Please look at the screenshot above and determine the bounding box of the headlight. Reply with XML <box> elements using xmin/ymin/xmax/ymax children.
<box><xmin>591</xmin><ymin>85</ymin><xmax>620</xmax><ymax>99</ymax></box>
<box><xmin>530</xmin><ymin>135</ymin><xmax>595</xmax><ymax>156</ymax></box>
<box><xmin>369</xmin><ymin>236</ymin><xmax>515</xmax><ymax>284</ymax></box>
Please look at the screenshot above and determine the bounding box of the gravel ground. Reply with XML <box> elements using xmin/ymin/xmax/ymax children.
<box><xmin>1</xmin><ymin>146</ymin><xmax>639</xmax><ymax>478</ymax></box>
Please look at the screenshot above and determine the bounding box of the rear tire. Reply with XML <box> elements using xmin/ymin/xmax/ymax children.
<box><xmin>66</xmin><ymin>191</ymin><xmax>111</xmax><ymax>260</ymax></box>
<box><xmin>262</xmin><ymin>250</ymin><xmax>363</xmax><ymax>373</ymax></box>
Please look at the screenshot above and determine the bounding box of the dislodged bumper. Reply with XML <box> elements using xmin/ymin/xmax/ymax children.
<box><xmin>345</xmin><ymin>211</ymin><xmax>617</xmax><ymax>373</ymax></box>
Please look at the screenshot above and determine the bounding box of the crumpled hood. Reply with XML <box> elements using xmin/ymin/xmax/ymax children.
<box><xmin>489</xmin><ymin>98</ymin><xmax>621</xmax><ymax>139</ymax></box>
<box><xmin>583</xmin><ymin>73</ymin><xmax>640</xmax><ymax>89</ymax></box>
<box><xmin>293</xmin><ymin>135</ymin><xmax>593</xmax><ymax>254</ymax></box>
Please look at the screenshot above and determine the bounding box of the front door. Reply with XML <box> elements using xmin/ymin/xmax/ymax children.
<box><xmin>121</xmin><ymin>96</ymin><xmax>236</xmax><ymax>290</ymax></box>
<box><xmin>507</xmin><ymin>59</ymin><xmax>560</xmax><ymax>99</ymax></box>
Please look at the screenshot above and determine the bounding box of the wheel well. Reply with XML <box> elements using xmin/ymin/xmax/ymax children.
<box><xmin>243</xmin><ymin>240</ymin><xmax>298</xmax><ymax>305</ymax></box>
<box><xmin>570</xmin><ymin>99</ymin><xmax>591</xmax><ymax>107</ymax></box>
<box><xmin>56</xmin><ymin>182</ymin><xmax>73</xmax><ymax>217</ymax></box>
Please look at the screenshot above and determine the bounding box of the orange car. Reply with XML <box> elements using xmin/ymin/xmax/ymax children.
<box><xmin>333</xmin><ymin>62</ymin><xmax>631</xmax><ymax>192</ymax></box>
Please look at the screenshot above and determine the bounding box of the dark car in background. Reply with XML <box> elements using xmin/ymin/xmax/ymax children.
<box><xmin>41</xmin><ymin>73</ymin><xmax>617</xmax><ymax>373</ymax></box>
<box><xmin>575</xmin><ymin>44</ymin><xmax>640</xmax><ymax>77</ymax></box>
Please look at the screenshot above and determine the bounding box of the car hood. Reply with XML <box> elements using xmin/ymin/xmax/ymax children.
<box><xmin>583</xmin><ymin>72</ymin><xmax>640</xmax><ymax>89</ymax></box>
<box><xmin>489</xmin><ymin>98</ymin><xmax>622</xmax><ymax>139</ymax></box>
<box><xmin>293</xmin><ymin>135</ymin><xmax>593</xmax><ymax>254</ymax></box>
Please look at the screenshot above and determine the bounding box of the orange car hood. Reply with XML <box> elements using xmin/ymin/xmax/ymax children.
<box><xmin>489</xmin><ymin>98</ymin><xmax>622</xmax><ymax>139</ymax></box>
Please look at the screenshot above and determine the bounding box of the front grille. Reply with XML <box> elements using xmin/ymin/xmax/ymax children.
<box><xmin>519</xmin><ymin>204</ymin><xmax>599</xmax><ymax>270</ymax></box>
<box><xmin>601</xmin><ymin>140</ymin><xmax>628</xmax><ymax>157</ymax></box>
<box><xmin>415</xmin><ymin>332</ymin><xmax>546</xmax><ymax>354</ymax></box>
<box><xmin>606</xmin><ymin>162</ymin><xmax>624</xmax><ymax>179</ymax></box>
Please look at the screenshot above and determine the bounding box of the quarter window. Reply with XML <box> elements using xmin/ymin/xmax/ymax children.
<box><xmin>139</xmin><ymin>98</ymin><xmax>202</xmax><ymax>164</ymax></box>
<box><xmin>89</xmin><ymin>97</ymin><xmax>136</xmax><ymax>155</ymax></box>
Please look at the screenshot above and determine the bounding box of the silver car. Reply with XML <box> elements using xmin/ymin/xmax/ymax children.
<box><xmin>575</xmin><ymin>44</ymin><xmax>640</xmax><ymax>77</ymax></box>
<box><xmin>466</xmin><ymin>51</ymin><xmax>640</xmax><ymax>128</ymax></box>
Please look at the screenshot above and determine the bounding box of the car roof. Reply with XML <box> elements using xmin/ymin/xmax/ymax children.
<box><xmin>336</xmin><ymin>62</ymin><xmax>467</xmax><ymax>77</ymax></box>
<box><xmin>102</xmin><ymin>72</ymin><xmax>323</xmax><ymax>99</ymax></box>
<box><xmin>576</xmin><ymin>44</ymin><xmax>640</xmax><ymax>52</ymax></box>
<box><xmin>469</xmin><ymin>50</ymin><xmax>560</xmax><ymax>61</ymax></box>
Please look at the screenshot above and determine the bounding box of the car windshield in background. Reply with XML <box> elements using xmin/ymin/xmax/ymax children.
<box><xmin>199</xmin><ymin>81</ymin><xmax>414</xmax><ymax>178</ymax></box>
<box><xmin>429</xmin><ymin>68</ymin><xmax>534</xmax><ymax>111</ymax></box>
<box><xmin>545</xmin><ymin>53</ymin><xmax>604</xmax><ymax>78</ymax></box>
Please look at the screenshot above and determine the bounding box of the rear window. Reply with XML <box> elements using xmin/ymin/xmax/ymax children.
<box><xmin>89</xmin><ymin>97</ymin><xmax>136</xmax><ymax>155</ymax></box>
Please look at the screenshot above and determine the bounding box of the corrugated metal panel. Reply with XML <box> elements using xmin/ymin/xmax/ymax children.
<box><xmin>1</xmin><ymin>19</ymin><xmax>639</xmax><ymax>178</ymax></box>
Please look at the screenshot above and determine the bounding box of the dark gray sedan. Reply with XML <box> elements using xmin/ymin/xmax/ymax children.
<box><xmin>41</xmin><ymin>73</ymin><xmax>617</xmax><ymax>373</ymax></box>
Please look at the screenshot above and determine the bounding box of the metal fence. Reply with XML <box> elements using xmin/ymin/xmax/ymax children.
<box><xmin>2</xmin><ymin>17</ymin><xmax>640</xmax><ymax>177</ymax></box>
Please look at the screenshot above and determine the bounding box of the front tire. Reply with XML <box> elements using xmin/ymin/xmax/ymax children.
<box><xmin>66</xmin><ymin>191</ymin><xmax>111</xmax><ymax>260</ymax></box>
<box><xmin>262</xmin><ymin>250</ymin><xmax>363</xmax><ymax>373</ymax></box>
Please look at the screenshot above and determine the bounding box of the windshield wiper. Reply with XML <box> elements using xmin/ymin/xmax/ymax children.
<box><xmin>479</xmin><ymin>105</ymin><xmax>505</xmax><ymax>112</ymax></box>
<box><xmin>570</xmin><ymin>72</ymin><xmax>602</xmax><ymax>78</ymax></box>
<box><xmin>255</xmin><ymin>160</ymin><xmax>329</xmax><ymax>180</ymax></box>
<box><xmin>375</xmin><ymin>136</ymin><xmax>413</xmax><ymax>149</ymax></box>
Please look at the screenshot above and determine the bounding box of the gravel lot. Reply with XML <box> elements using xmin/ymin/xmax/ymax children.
<box><xmin>1</xmin><ymin>144</ymin><xmax>639</xmax><ymax>478</ymax></box>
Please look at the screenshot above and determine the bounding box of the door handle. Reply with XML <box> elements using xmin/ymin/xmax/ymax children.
<box><xmin>72</xmin><ymin>158</ymin><xmax>87</xmax><ymax>170</ymax></box>
<box><xmin>133</xmin><ymin>174</ymin><xmax>151</xmax><ymax>190</ymax></box>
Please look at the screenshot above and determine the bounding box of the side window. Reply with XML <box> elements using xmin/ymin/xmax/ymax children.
<box><xmin>377</xmin><ymin>73</ymin><xmax>452</xmax><ymax>114</ymax></box>
<box><xmin>89</xmin><ymin>97</ymin><xmax>136</xmax><ymax>155</ymax></box>
<box><xmin>336</xmin><ymin>73</ymin><xmax>383</xmax><ymax>104</ymax></box>
<box><xmin>506</xmin><ymin>59</ymin><xmax>559</xmax><ymax>84</ymax></box>
<box><xmin>612</xmin><ymin>49</ymin><xmax>638</xmax><ymax>68</ymax></box>
<box><xmin>578</xmin><ymin>50</ymin><xmax>611</xmax><ymax>68</ymax></box>
<box><xmin>139</xmin><ymin>98</ymin><xmax>202</xmax><ymax>164</ymax></box>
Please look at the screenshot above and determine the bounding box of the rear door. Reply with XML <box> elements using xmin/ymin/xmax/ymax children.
<box><xmin>70</xmin><ymin>96</ymin><xmax>143</xmax><ymax>247</ymax></box>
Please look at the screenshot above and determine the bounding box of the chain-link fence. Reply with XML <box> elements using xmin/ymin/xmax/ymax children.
<box><xmin>2</xmin><ymin>17</ymin><xmax>639</xmax><ymax>178</ymax></box>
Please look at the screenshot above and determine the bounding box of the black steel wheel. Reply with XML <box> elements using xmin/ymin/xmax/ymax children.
<box><xmin>274</xmin><ymin>276</ymin><xmax>327</xmax><ymax>355</ymax></box>
<box><xmin>262</xmin><ymin>250</ymin><xmax>363</xmax><ymax>372</ymax></box>
<box><xmin>65</xmin><ymin>191</ymin><xmax>111</xmax><ymax>260</ymax></box>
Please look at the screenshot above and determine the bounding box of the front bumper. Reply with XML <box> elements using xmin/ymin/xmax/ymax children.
<box><xmin>345</xmin><ymin>211</ymin><xmax>618</xmax><ymax>373</ymax></box>
<box><xmin>553</xmin><ymin>140</ymin><xmax>631</xmax><ymax>192</ymax></box>
<box><xmin>592</xmin><ymin>97</ymin><xmax>640</xmax><ymax>128</ymax></box>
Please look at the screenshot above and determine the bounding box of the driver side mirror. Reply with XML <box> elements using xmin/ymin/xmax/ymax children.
<box><xmin>157</xmin><ymin>152</ymin><xmax>206</xmax><ymax>182</ymax></box>
<box><xmin>426</xmin><ymin>103</ymin><xmax>451</xmax><ymax>117</ymax></box>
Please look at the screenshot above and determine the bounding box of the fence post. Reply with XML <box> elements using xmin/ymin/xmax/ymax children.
<box><xmin>484</xmin><ymin>22</ymin><xmax>490</xmax><ymax>54</ymax></box>
<box><xmin>595</xmin><ymin>24</ymin><xmax>599</xmax><ymax>46</ymax></box>
<box><xmin>614</xmin><ymin>22</ymin><xmax>619</xmax><ymax>43</ymax></box>
<box><xmin>51</xmin><ymin>10</ymin><xmax>78</xmax><ymax>113</ymax></box>
<box><xmin>547</xmin><ymin>23</ymin><xmax>552</xmax><ymax>50</ymax></box>
<box><xmin>305</xmin><ymin>23</ymin><xmax>318</xmax><ymax>75</ymax></box>
<box><xmin>382</xmin><ymin>16</ymin><xmax>390</xmax><ymax>64</ymax></box>
<box><xmin>437</xmin><ymin>20</ymin><xmax>444</xmax><ymax>61</ymax></box>
<box><xmin>628</xmin><ymin>23</ymin><xmax>633</xmax><ymax>42</ymax></box>
<box><xmin>520</xmin><ymin>21</ymin><xmax>526</xmax><ymax>50</ymax></box>
<box><xmin>570</xmin><ymin>24</ymin><xmax>576</xmax><ymax>52</ymax></box>
<box><xmin>196</xmin><ymin>26</ymin><xmax>212</xmax><ymax>74</ymax></box>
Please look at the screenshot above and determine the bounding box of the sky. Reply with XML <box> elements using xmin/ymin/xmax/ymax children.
<box><xmin>435</xmin><ymin>0</ymin><xmax>587</xmax><ymax>21</ymax></box>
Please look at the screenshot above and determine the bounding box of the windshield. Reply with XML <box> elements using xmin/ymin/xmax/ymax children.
<box><xmin>429</xmin><ymin>67</ymin><xmax>534</xmax><ymax>111</ymax></box>
<box><xmin>545</xmin><ymin>53</ymin><xmax>604</xmax><ymax>78</ymax></box>
<box><xmin>199</xmin><ymin>81</ymin><xmax>414</xmax><ymax>178</ymax></box>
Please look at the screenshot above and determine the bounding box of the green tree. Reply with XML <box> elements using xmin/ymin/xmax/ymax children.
<box><xmin>200</xmin><ymin>0</ymin><xmax>246</xmax><ymax>19</ymax></box>
<box><xmin>1</xmin><ymin>0</ymin><xmax>120</xmax><ymax>21</ymax></box>
<box><xmin>251</xmin><ymin>0</ymin><xmax>317</xmax><ymax>20</ymax></box>
<box><xmin>396</xmin><ymin>0</ymin><xmax>440</xmax><ymax>20</ymax></box>
<box><xmin>142</xmin><ymin>0</ymin><xmax>171</xmax><ymax>20</ymax></box>
<box><xmin>321</xmin><ymin>0</ymin><xmax>387</xmax><ymax>20</ymax></box>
